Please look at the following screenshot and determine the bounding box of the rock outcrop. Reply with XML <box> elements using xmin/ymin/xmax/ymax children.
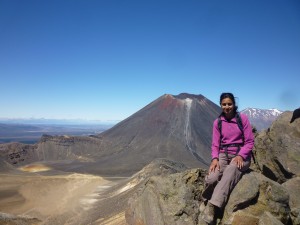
<box><xmin>290</xmin><ymin>108</ymin><xmax>300</xmax><ymax>123</ymax></box>
<box><xmin>125</xmin><ymin>166</ymin><xmax>294</xmax><ymax>225</ymax></box>
<box><xmin>253</xmin><ymin>111</ymin><xmax>300</xmax><ymax>183</ymax></box>
<box><xmin>0</xmin><ymin>142</ymin><xmax>38</xmax><ymax>165</ymax></box>
<box><xmin>222</xmin><ymin>172</ymin><xmax>290</xmax><ymax>225</ymax></box>
<box><xmin>126</xmin><ymin>166</ymin><xmax>206</xmax><ymax>225</ymax></box>
<box><xmin>126</xmin><ymin>111</ymin><xmax>300</xmax><ymax>225</ymax></box>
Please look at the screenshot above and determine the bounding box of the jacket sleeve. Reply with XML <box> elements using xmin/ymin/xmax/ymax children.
<box><xmin>211</xmin><ymin>119</ymin><xmax>220</xmax><ymax>159</ymax></box>
<box><xmin>238</xmin><ymin>114</ymin><xmax>255</xmax><ymax>159</ymax></box>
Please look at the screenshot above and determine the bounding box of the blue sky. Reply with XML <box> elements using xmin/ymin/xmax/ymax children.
<box><xmin>1</xmin><ymin>0</ymin><xmax>299</xmax><ymax>121</ymax></box>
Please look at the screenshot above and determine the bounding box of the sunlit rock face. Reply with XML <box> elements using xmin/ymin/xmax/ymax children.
<box><xmin>125</xmin><ymin>159</ymin><xmax>292</xmax><ymax>225</ymax></box>
<box><xmin>253</xmin><ymin>111</ymin><xmax>300</xmax><ymax>183</ymax></box>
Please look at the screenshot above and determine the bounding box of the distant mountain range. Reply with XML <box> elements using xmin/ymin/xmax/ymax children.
<box><xmin>241</xmin><ymin>108</ymin><xmax>283</xmax><ymax>131</ymax></box>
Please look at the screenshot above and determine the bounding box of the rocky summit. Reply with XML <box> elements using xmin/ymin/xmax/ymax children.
<box><xmin>126</xmin><ymin>111</ymin><xmax>300</xmax><ymax>225</ymax></box>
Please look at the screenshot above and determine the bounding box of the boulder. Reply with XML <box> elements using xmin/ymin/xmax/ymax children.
<box><xmin>282</xmin><ymin>177</ymin><xmax>300</xmax><ymax>225</ymax></box>
<box><xmin>222</xmin><ymin>172</ymin><xmax>290</xmax><ymax>225</ymax></box>
<box><xmin>253</xmin><ymin>111</ymin><xmax>300</xmax><ymax>183</ymax></box>
<box><xmin>125</xmin><ymin>165</ymin><xmax>293</xmax><ymax>225</ymax></box>
<box><xmin>126</xmin><ymin>167</ymin><xmax>206</xmax><ymax>225</ymax></box>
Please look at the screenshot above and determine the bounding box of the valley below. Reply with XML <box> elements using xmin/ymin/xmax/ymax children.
<box><xmin>0</xmin><ymin>162</ymin><xmax>131</xmax><ymax>225</ymax></box>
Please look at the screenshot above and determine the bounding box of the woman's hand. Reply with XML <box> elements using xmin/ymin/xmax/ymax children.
<box><xmin>232</xmin><ymin>155</ymin><xmax>244</xmax><ymax>169</ymax></box>
<box><xmin>209</xmin><ymin>158</ymin><xmax>220</xmax><ymax>174</ymax></box>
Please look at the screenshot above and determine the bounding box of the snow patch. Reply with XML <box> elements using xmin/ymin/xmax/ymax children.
<box><xmin>185</xmin><ymin>98</ymin><xmax>192</xmax><ymax>107</ymax></box>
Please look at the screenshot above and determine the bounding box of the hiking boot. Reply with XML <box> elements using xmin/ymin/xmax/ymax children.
<box><xmin>201</xmin><ymin>202</ymin><xmax>215</xmax><ymax>224</ymax></box>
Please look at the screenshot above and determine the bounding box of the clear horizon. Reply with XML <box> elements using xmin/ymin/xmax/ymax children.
<box><xmin>1</xmin><ymin>0</ymin><xmax>299</xmax><ymax>120</ymax></box>
<box><xmin>0</xmin><ymin>103</ymin><xmax>288</xmax><ymax>122</ymax></box>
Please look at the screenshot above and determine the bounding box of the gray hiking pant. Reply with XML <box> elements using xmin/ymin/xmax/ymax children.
<box><xmin>202</xmin><ymin>153</ymin><xmax>250</xmax><ymax>208</ymax></box>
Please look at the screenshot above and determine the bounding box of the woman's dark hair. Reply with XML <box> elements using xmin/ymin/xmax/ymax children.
<box><xmin>219</xmin><ymin>92</ymin><xmax>238</xmax><ymax>112</ymax></box>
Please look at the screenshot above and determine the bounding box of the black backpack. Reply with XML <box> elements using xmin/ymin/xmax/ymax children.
<box><xmin>217</xmin><ymin>112</ymin><xmax>255</xmax><ymax>163</ymax></box>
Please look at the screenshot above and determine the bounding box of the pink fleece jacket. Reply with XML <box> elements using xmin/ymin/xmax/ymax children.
<box><xmin>211</xmin><ymin>113</ymin><xmax>254</xmax><ymax>160</ymax></box>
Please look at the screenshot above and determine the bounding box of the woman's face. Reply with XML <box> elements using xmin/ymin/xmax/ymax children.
<box><xmin>221</xmin><ymin>97</ymin><xmax>234</xmax><ymax>117</ymax></box>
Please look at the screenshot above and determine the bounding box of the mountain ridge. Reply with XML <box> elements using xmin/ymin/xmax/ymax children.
<box><xmin>241</xmin><ymin>107</ymin><xmax>283</xmax><ymax>131</ymax></box>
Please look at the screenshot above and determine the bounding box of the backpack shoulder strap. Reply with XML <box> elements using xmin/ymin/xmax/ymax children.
<box><xmin>235</xmin><ymin>112</ymin><xmax>245</xmax><ymax>144</ymax></box>
<box><xmin>218</xmin><ymin>116</ymin><xmax>222</xmax><ymax>148</ymax></box>
<box><xmin>236</xmin><ymin>112</ymin><xmax>256</xmax><ymax>163</ymax></box>
<box><xmin>218</xmin><ymin>116</ymin><xmax>222</xmax><ymax>133</ymax></box>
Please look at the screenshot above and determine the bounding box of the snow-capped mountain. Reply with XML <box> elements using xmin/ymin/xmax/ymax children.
<box><xmin>241</xmin><ymin>108</ymin><xmax>283</xmax><ymax>131</ymax></box>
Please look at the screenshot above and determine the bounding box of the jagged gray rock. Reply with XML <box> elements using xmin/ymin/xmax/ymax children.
<box><xmin>228</xmin><ymin>111</ymin><xmax>300</xmax><ymax>225</ymax></box>
<box><xmin>253</xmin><ymin>111</ymin><xmax>300</xmax><ymax>183</ymax></box>
<box><xmin>126</xmin><ymin>111</ymin><xmax>300</xmax><ymax>225</ymax></box>
<box><xmin>126</xmin><ymin>167</ymin><xmax>206</xmax><ymax>225</ymax></box>
<box><xmin>125</xmin><ymin>167</ymin><xmax>293</xmax><ymax>225</ymax></box>
<box><xmin>259</xmin><ymin>212</ymin><xmax>284</xmax><ymax>225</ymax></box>
<box><xmin>222</xmin><ymin>172</ymin><xmax>290</xmax><ymax>225</ymax></box>
<box><xmin>282</xmin><ymin>177</ymin><xmax>300</xmax><ymax>225</ymax></box>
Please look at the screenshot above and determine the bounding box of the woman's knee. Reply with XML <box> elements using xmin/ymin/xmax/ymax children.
<box><xmin>228</xmin><ymin>160</ymin><xmax>250</xmax><ymax>172</ymax></box>
<box><xmin>205</xmin><ymin>171</ymin><xmax>220</xmax><ymax>185</ymax></box>
<box><xmin>222</xmin><ymin>164</ymin><xmax>241</xmax><ymax>176</ymax></box>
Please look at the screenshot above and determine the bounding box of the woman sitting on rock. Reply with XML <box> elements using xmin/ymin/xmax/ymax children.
<box><xmin>201</xmin><ymin>92</ymin><xmax>254</xmax><ymax>224</ymax></box>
